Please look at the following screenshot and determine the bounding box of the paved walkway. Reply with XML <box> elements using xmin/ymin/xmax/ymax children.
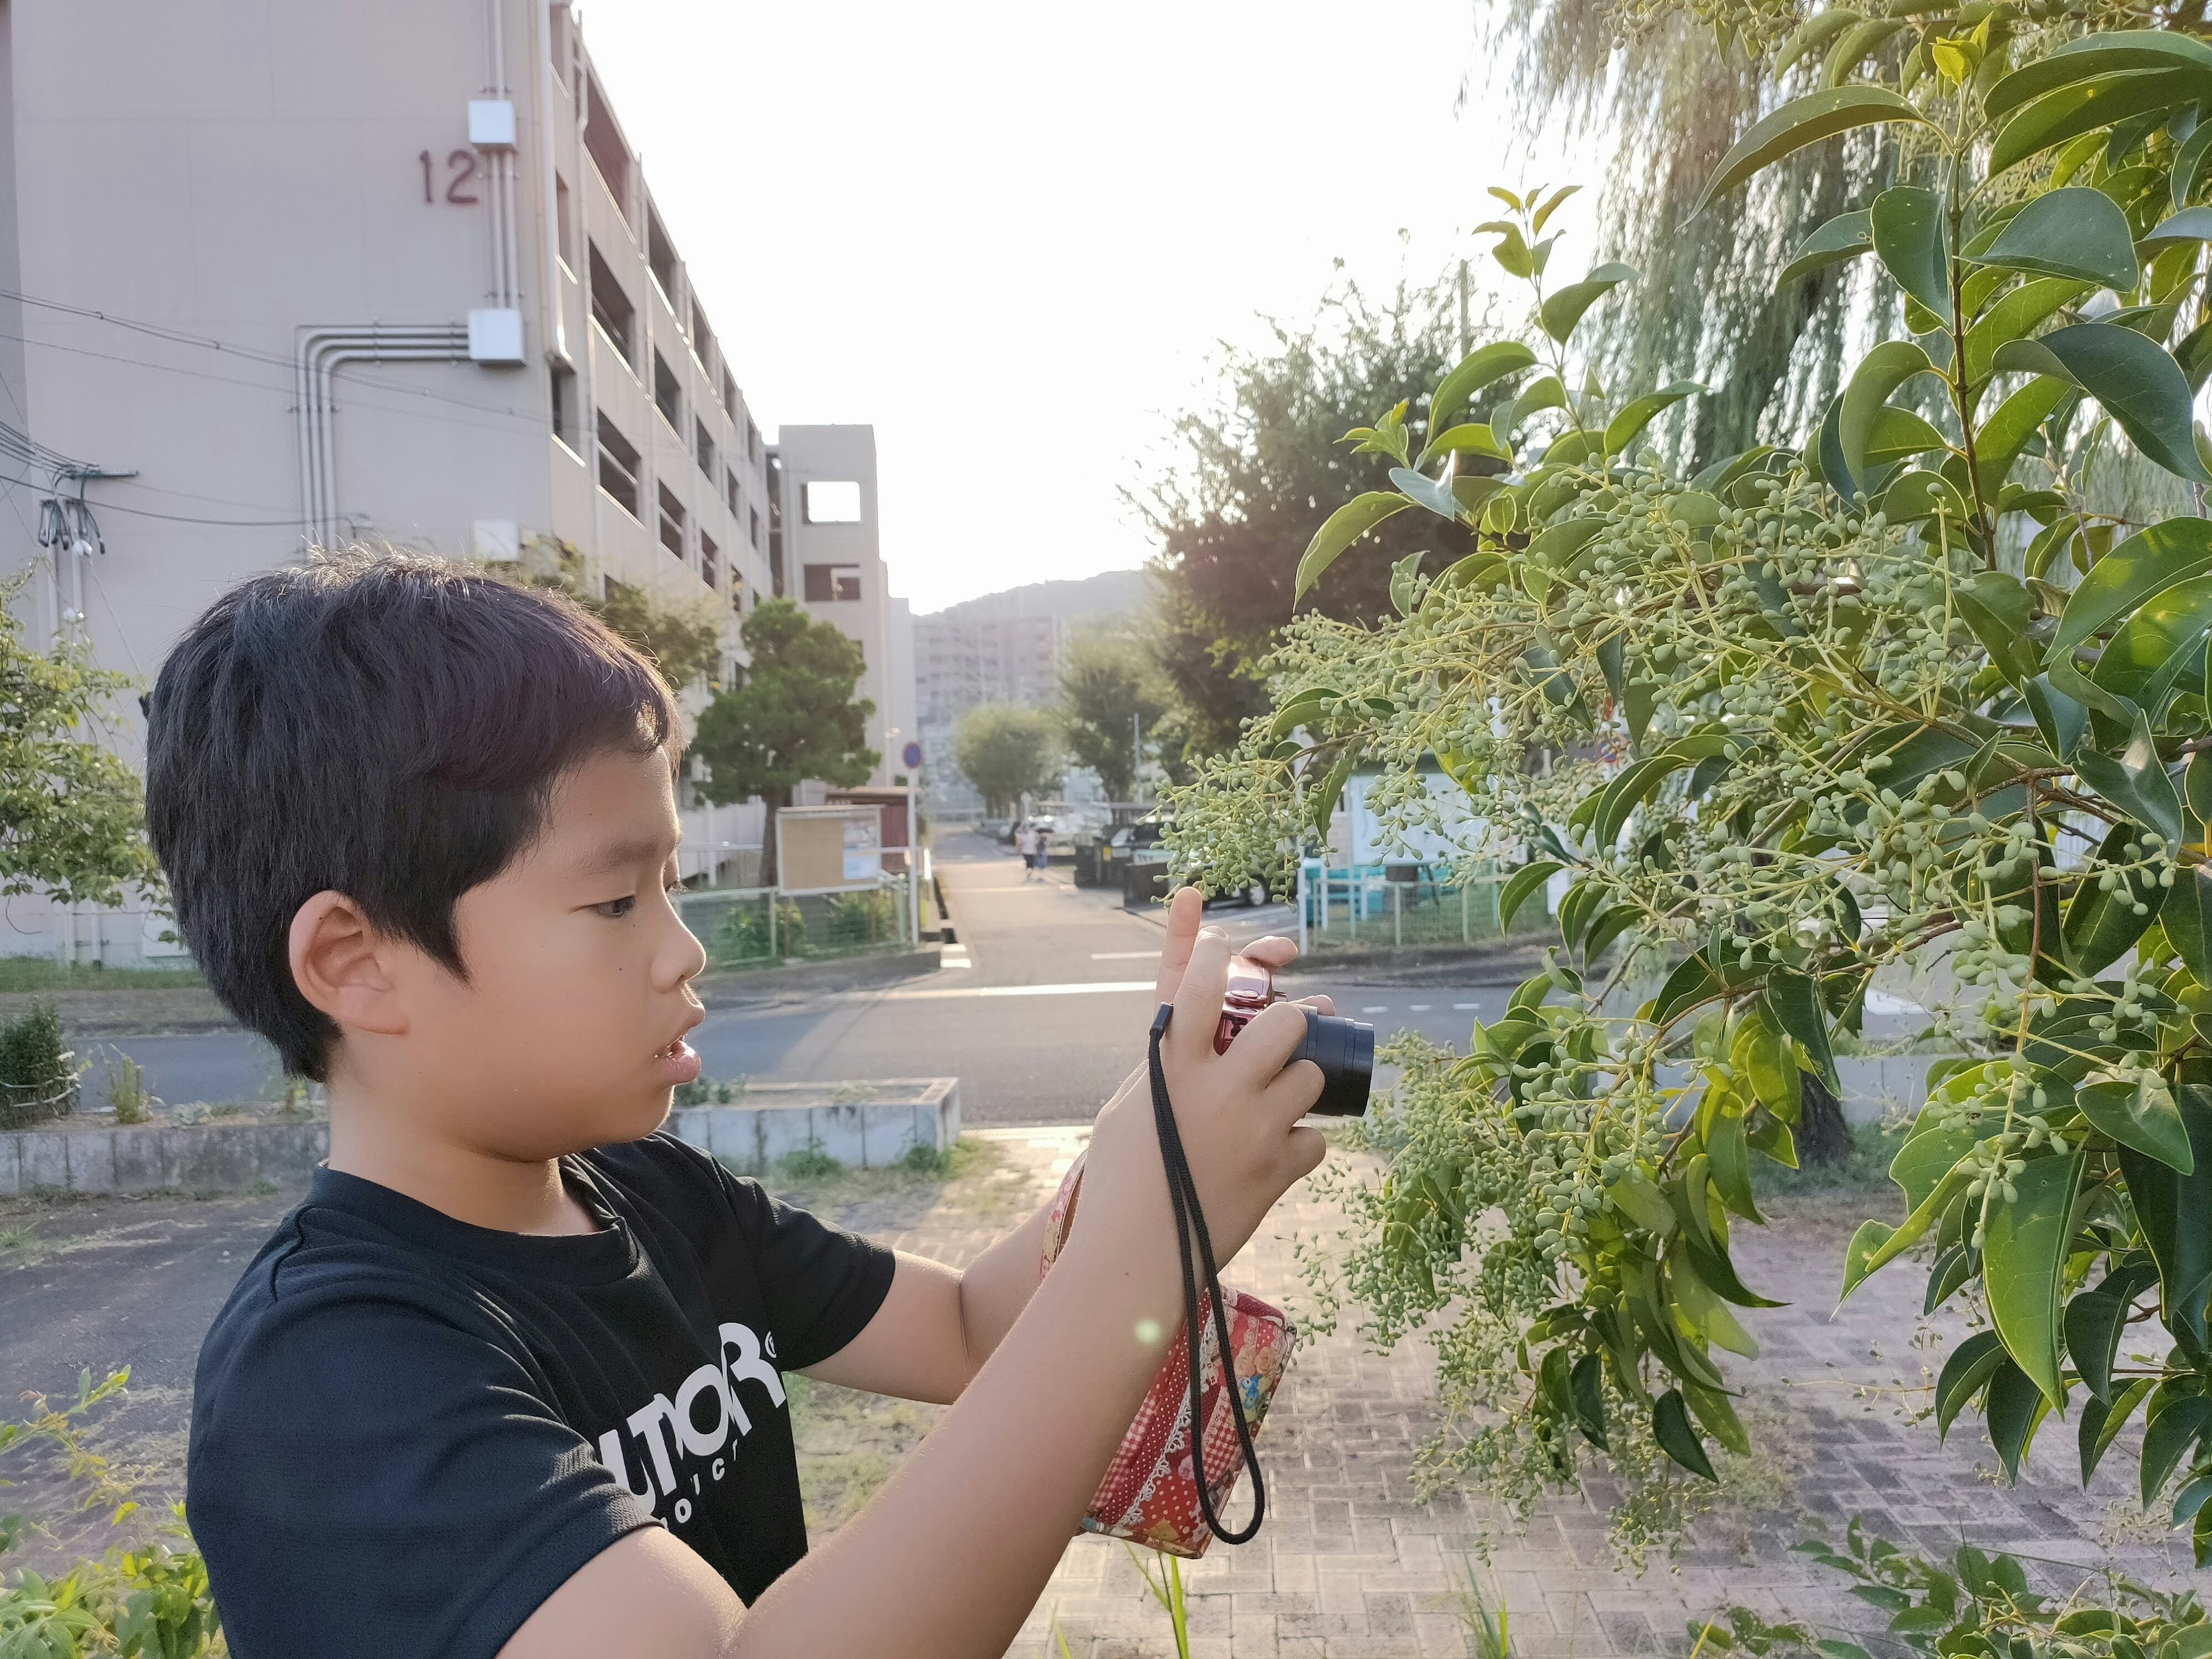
<box><xmin>889</xmin><ymin>1131</ymin><xmax>2196</xmax><ymax>1659</ymax></box>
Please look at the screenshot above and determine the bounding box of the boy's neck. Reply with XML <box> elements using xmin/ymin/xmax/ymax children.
<box><xmin>324</xmin><ymin>1084</ymin><xmax>602</xmax><ymax>1238</ymax></box>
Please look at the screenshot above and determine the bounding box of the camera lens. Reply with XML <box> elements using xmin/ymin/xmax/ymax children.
<box><xmin>1296</xmin><ymin>1007</ymin><xmax>1373</xmax><ymax>1117</ymax></box>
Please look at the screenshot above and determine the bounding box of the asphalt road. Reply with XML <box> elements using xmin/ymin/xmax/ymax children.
<box><xmin>84</xmin><ymin>831</ymin><xmax>1545</xmax><ymax>1124</ymax></box>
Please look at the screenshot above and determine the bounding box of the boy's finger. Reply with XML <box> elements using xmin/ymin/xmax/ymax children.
<box><xmin>1283</xmin><ymin>1123</ymin><xmax>1328</xmax><ymax>1181</ymax></box>
<box><xmin>1291</xmin><ymin>993</ymin><xmax>1335</xmax><ymax>1016</ymax></box>
<box><xmin>1262</xmin><ymin>1058</ymin><xmax>1325</xmax><ymax>1128</ymax></box>
<box><xmin>1151</xmin><ymin>888</ymin><xmax>1206</xmax><ymax>1004</ymax></box>
<box><xmin>1239</xmin><ymin>935</ymin><xmax>1300</xmax><ymax>969</ymax></box>
<box><xmin>1167</xmin><ymin>927</ymin><xmax>1233</xmax><ymax>1062</ymax></box>
<box><xmin>1218</xmin><ymin>998</ymin><xmax>1312</xmax><ymax>1088</ymax></box>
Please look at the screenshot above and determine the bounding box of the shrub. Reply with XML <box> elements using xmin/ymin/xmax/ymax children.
<box><xmin>0</xmin><ymin>1000</ymin><xmax>76</xmax><ymax>1130</ymax></box>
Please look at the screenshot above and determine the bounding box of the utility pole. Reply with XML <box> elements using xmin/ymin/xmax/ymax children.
<box><xmin>1132</xmin><ymin>710</ymin><xmax>1142</xmax><ymax>804</ymax></box>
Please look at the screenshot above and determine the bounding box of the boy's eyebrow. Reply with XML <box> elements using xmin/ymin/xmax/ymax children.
<box><xmin>571</xmin><ymin>834</ymin><xmax>681</xmax><ymax>877</ymax></box>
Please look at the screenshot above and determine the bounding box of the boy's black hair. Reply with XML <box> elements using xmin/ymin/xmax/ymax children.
<box><xmin>147</xmin><ymin>550</ymin><xmax>680</xmax><ymax>1081</ymax></box>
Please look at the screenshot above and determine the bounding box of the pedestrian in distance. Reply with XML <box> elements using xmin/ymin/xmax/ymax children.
<box><xmin>1017</xmin><ymin>819</ymin><xmax>1040</xmax><ymax>881</ymax></box>
<box><xmin>148</xmin><ymin>550</ymin><xmax>1332</xmax><ymax>1659</ymax></box>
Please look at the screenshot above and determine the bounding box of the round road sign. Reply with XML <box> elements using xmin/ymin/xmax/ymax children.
<box><xmin>902</xmin><ymin>740</ymin><xmax>923</xmax><ymax>770</ymax></box>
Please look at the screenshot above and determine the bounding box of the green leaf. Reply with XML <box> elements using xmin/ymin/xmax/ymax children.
<box><xmin>1569</xmin><ymin>1351</ymin><xmax>1609</xmax><ymax>1448</ymax></box>
<box><xmin>1611</xmin><ymin>1171</ymin><xmax>1677</xmax><ymax>1234</ymax></box>
<box><xmin>2141</xmin><ymin>1393</ymin><xmax>2210</xmax><ymax>1505</ymax></box>
<box><xmin>1764</xmin><ymin>967</ymin><xmax>1840</xmax><ymax>1092</ymax></box>
<box><xmin>1983</xmin><ymin>31</ymin><xmax>2212</xmax><ymax>122</ymax></box>
<box><xmin>1969</xmin><ymin>188</ymin><xmax>2141</xmax><ymax>290</ymax></box>
<box><xmin>1972</xmin><ymin>374</ymin><xmax>2077</xmax><ymax>488</ymax></box>
<box><xmin>2141</xmin><ymin>204</ymin><xmax>2212</xmax><ymax>248</ymax></box>
<box><xmin>1984</xmin><ymin>1358</ymin><xmax>2051</xmax><ymax>1481</ymax></box>
<box><xmin>1861</xmin><ymin>404</ymin><xmax>1949</xmax><ymax>463</ymax></box>
<box><xmin>1498</xmin><ymin>862</ymin><xmax>1562</xmax><ymax>931</ymax></box>
<box><xmin>2165</xmin><ymin>865</ymin><xmax>2212</xmax><ymax>985</ymax></box>
<box><xmin>2093</xmin><ymin>572</ymin><xmax>2212</xmax><ymax>713</ymax></box>
<box><xmin>1774</xmin><ymin>7</ymin><xmax>1866</xmax><ymax>79</ymax></box>
<box><xmin>1992</xmin><ymin>323</ymin><xmax>2212</xmax><ymax>485</ymax></box>
<box><xmin>1430</xmin><ymin>341</ymin><xmax>1541</xmax><ymax>431</ymax></box>
<box><xmin>1842</xmin><ymin>1219</ymin><xmax>1895</xmax><ymax>1300</ymax></box>
<box><xmin>1649</xmin><ymin>951</ymin><xmax>1720</xmax><ymax>1028</ymax></box>
<box><xmin>1653</xmin><ymin>1388</ymin><xmax>1717</xmax><ymax>1480</ymax></box>
<box><xmin>2053</xmin><ymin>517</ymin><xmax>2212</xmax><ymax>652</ymax></box>
<box><xmin>2062</xmin><ymin>820</ymin><xmax>2168</xmax><ymax>975</ymax></box>
<box><xmin>1540</xmin><ymin>262</ymin><xmax>1638</xmax><ymax>344</ymax></box>
<box><xmin>1295</xmin><ymin>492</ymin><xmax>1412</xmax><ymax>600</ymax></box>
<box><xmin>1778</xmin><ymin>208</ymin><xmax>1873</xmax><ymax>290</ymax></box>
<box><xmin>1982</xmin><ymin>1149</ymin><xmax>2084</xmax><ymax>1407</ymax></box>
<box><xmin>2174</xmin><ymin>122</ymin><xmax>2212</xmax><ymax>209</ymax></box>
<box><xmin>1990</xmin><ymin>70</ymin><xmax>2211</xmax><ymax>177</ymax></box>
<box><xmin>2062</xmin><ymin>1287</ymin><xmax>2130</xmax><ymax>1404</ymax></box>
<box><xmin>1388</xmin><ymin>465</ymin><xmax>1464</xmax><ymax>522</ymax></box>
<box><xmin>1840</xmin><ymin>340</ymin><xmax>1942</xmax><ymax>495</ymax></box>
<box><xmin>2112</xmin><ymin>1084</ymin><xmax>2212</xmax><ymax>1351</ymax></box>
<box><xmin>1691</xmin><ymin>87</ymin><xmax>1931</xmax><ymax>219</ymax></box>
<box><xmin>1871</xmin><ymin>187</ymin><xmax>1955</xmax><ymax>324</ymax></box>
<box><xmin>1413</xmin><ymin>422</ymin><xmax>1510</xmax><ymax>469</ymax></box>
<box><xmin>2081</xmin><ymin>1376</ymin><xmax>2154</xmax><ymax>1482</ymax></box>
<box><xmin>1308</xmin><ymin>748</ymin><xmax>1357</xmax><ymax>839</ymax></box>
<box><xmin>2024</xmin><ymin>673</ymin><xmax>2089</xmax><ymax>761</ymax></box>
<box><xmin>1605</xmin><ymin>381</ymin><xmax>1703</xmax><ymax>453</ymax></box>
<box><xmin>1935</xmin><ymin>1330</ymin><xmax>2009</xmax><ymax>1439</ymax></box>
<box><xmin>2073</xmin><ymin>710</ymin><xmax>2185</xmax><ymax>847</ymax></box>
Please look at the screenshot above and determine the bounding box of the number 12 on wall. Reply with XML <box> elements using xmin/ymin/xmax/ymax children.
<box><xmin>419</xmin><ymin>149</ymin><xmax>481</xmax><ymax>205</ymax></box>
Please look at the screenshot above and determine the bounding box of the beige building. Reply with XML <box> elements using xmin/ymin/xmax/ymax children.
<box><xmin>0</xmin><ymin>0</ymin><xmax>878</xmax><ymax>961</ymax></box>
<box><xmin>766</xmin><ymin>425</ymin><xmax>916</xmax><ymax>800</ymax></box>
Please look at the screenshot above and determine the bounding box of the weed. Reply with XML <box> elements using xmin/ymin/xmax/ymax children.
<box><xmin>247</xmin><ymin>1180</ymin><xmax>278</xmax><ymax>1198</ymax></box>
<box><xmin>0</xmin><ymin>959</ymin><xmax>203</xmax><ymax>993</ymax></box>
<box><xmin>0</xmin><ymin>1222</ymin><xmax>33</xmax><ymax>1250</ymax></box>
<box><xmin>778</xmin><ymin>1141</ymin><xmax>842</xmax><ymax>1181</ymax></box>
<box><xmin>899</xmin><ymin>1139</ymin><xmax>957</xmax><ymax>1176</ymax></box>
<box><xmin>1453</xmin><ymin>1557</ymin><xmax>1513</xmax><ymax>1659</ymax></box>
<box><xmin>1124</xmin><ymin>1544</ymin><xmax>1192</xmax><ymax>1659</ymax></box>
<box><xmin>102</xmin><ymin>1050</ymin><xmax>156</xmax><ymax>1127</ymax></box>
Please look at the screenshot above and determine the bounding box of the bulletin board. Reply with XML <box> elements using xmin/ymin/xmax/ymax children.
<box><xmin>777</xmin><ymin>807</ymin><xmax>882</xmax><ymax>893</ymax></box>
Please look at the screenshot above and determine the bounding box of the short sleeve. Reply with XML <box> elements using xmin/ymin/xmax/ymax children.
<box><xmin>709</xmin><ymin>1164</ymin><xmax>897</xmax><ymax>1370</ymax></box>
<box><xmin>188</xmin><ymin>1289</ymin><xmax>656</xmax><ymax>1659</ymax></box>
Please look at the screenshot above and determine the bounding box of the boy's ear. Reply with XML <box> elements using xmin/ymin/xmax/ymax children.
<box><xmin>288</xmin><ymin>891</ymin><xmax>410</xmax><ymax>1038</ymax></box>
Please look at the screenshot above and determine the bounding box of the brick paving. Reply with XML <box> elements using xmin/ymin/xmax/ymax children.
<box><xmin>929</xmin><ymin>1131</ymin><xmax>2198</xmax><ymax>1659</ymax></box>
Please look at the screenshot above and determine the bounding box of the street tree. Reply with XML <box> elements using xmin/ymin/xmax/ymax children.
<box><xmin>692</xmin><ymin>597</ymin><xmax>876</xmax><ymax>888</ymax></box>
<box><xmin>1058</xmin><ymin>632</ymin><xmax>1171</xmax><ymax>803</ymax></box>
<box><xmin>0</xmin><ymin>578</ymin><xmax>160</xmax><ymax>908</ymax></box>
<box><xmin>510</xmin><ymin>540</ymin><xmax>724</xmax><ymax>690</ymax></box>
<box><xmin>954</xmin><ymin>704</ymin><xmax>1061</xmax><ymax>818</ymax></box>
<box><xmin>1170</xmin><ymin>5</ymin><xmax>2212</xmax><ymax>1571</ymax></box>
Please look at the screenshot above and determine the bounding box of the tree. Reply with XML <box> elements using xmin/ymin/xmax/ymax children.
<box><xmin>509</xmin><ymin>540</ymin><xmax>724</xmax><ymax>690</ymax></box>
<box><xmin>1171</xmin><ymin>7</ymin><xmax>2212</xmax><ymax>1570</ymax></box>
<box><xmin>0</xmin><ymin>578</ymin><xmax>160</xmax><ymax>908</ymax></box>
<box><xmin>953</xmin><ymin>705</ymin><xmax>1061</xmax><ymax>818</ymax></box>
<box><xmin>1137</xmin><ymin>273</ymin><xmax>1478</xmax><ymax>759</ymax></box>
<box><xmin>1058</xmin><ymin>632</ymin><xmax>1172</xmax><ymax>803</ymax></box>
<box><xmin>692</xmin><ymin>597</ymin><xmax>876</xmax><ymax>888</ymax></box>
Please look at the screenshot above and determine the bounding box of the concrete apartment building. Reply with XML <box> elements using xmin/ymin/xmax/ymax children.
<box><xmin>765</xmin><ymin>425</ymin><xmax>915</xmax><ymax>799</ymax></box>
<box><xmin>0</xmin><ymin>0</ymin><xmax>902</xmax><ymax>962</ymax></box>
<box><xmin>914</xmin><ymin>612</ymin><xmax>1067</xmax><ymax>819</ymax></box>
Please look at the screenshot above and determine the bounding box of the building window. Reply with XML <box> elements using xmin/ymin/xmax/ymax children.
<box><xmin>804</xmin><ymin>563</ymin><xmax>861</xmax><ymax>603</ymax></box>
<box><xmin>646</xmin><ymin>206</ymin><xmax>679</xmax><ymax>306</ymax></box>
<box><xmin>729</xmin><ymin>570</ymin><xmax>744</xmax><ymax>613</ymax></box>
<box><xmin>588</xmin><ymin>245</ymin><xmax>634</xmax><ymax>366</ymax></box>
<box><xmin>747</xmin><ymin>417</ymin><xmax>762</xmax><ymax>464</ymax></box>
<box><xmin>550</xmin><ymin>364</ymin><xmax>579</xmax><ymax>454</ymax></box>
<box><xmin>804</xmin><ymin>480</ymin><xmax>862</xmax><ymax>524</ymax></box>
<box><xmin>551</xmin><ymin>3</ymin><xmax>571</xmax><ymax>84</ymax></box>
<box><xmin>597</xmin><ymin>413</ymin><xmax>641</xmax><ymax>518</ymax></box>
<box><xmin>765</xmin><ymin>453</ymin><xmax>785</xmax><ymax>595</ymax></box>
<box><xmin>693</xmin><ymin>308</ymin><xmax>718</xmax><ymax>385</ymax></box>
<box><xmin>584</xmin><ymin>74</ymin><xmax>631</xmax><ymax>225</ymax></box>
<box><xmin>694</xmin><ymin>416</ymin><xmax>716</xmax><ymax>479</ymax></box>
<box><xmin>555</xmin><ymin>175</ymin><xmax>574</xmax><ymax>271</ymax></box>
<box><xmin>659</xmin><ymin>483</ymin><xmax>687</xmax><ymax>561</ymax></box>
<box><xmin>722</xmin><ymin>368</ymin><xmax>738</xmax><ymax>416</ymax></box>
<box><xmin>700</xmin><ymin>532</ymin><xmax>719</xmax><ymax>593</ymax></box>
<box><xmin>724</xmin><ymin>465</ymin><xmax>741</xmax><ymax>516</ymax></box>
<box><xmin>653</xmin><ymin>351</ymin><xmax>681</xmax><ymax>430</ymax></box>
<box><xmin>750</xmin><ymin>505</ymin><xmax>762</xmax><ymax>550</ymax></box>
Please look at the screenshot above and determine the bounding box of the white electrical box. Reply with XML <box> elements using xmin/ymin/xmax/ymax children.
<box><xmin>468</xmin><ymin>100</ymin><xmax>517</xmax><ymax>147</ymax></box>
<box><xmin>468</xmin><ymin>308</ymin><xmax>526</xmax><ymax>363</ymax></box>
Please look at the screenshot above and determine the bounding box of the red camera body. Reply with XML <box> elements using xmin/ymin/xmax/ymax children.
<box><xmin>1210</xmin><ymin>954</ymin><xmax>1374</xmax><ymax>1116</ymax></box>
<box><xmin>1213</xmin><ymin>955</ymin><xmax>1279</xmax><ymax>1054</ymax></box>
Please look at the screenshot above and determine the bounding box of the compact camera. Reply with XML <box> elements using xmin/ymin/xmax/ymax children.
<box><xmin>1213</xmin><ymin>955</ymin><xmax>1373</xmax><ymax>1117</ymax></box>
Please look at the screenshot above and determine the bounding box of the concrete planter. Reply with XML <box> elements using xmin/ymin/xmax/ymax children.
<box><xmin>0</xmin><ymin>1078</ymin><xmax>961</xmax><ymax>1197</ymax></box>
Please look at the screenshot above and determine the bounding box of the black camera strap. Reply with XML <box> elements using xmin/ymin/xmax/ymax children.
<box><xmin>1146</xmin><ymin>1003</ymin><xmax>1266</xmax><ymax>1544</ymax></box>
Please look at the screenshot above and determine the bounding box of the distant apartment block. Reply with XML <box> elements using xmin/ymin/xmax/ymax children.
<box><xmin>915</xmin><ymin>612</ymin><xmax>1069</xmax><ymax>817</ymax></box>
<box><xmin>764</xmin><ymin>425</ymin><xmax>916</xmax><ymax>797</ymax></box>
<box><xmin>0</xmin><ymin>0</ymin><xmax>831</xmax><ymax>960</ymax></box>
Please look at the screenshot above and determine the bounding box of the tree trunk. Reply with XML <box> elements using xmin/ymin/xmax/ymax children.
<box><xmin>1796</xmin><ymin>1072</ymin><xmax>1854</xmax><ymax>1167</ymax></box>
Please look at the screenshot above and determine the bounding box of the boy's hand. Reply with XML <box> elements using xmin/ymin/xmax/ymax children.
<box><xmin>1074</xmin><ymin>892</ymin><xmax>1328</xmax><ymax>1282</ymax></box>
<box><xmin>1149</xmin><ymin>887</ymin><xmax>1334</xmax><ymax>1017</ymax></box>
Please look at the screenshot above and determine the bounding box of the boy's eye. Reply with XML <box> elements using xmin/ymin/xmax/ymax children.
<box><xmin>593</xmin><ymin>895</ymin><xmax>638</xmax><ymax>919</ymax></box>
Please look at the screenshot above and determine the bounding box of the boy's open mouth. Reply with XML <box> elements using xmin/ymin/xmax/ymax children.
<box><xmin>653</xmin><ymin>1032</ymin><xmax>702</xmax><ymax>1085</ymax></box>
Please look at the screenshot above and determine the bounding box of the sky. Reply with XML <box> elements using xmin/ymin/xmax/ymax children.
<box><xmin>580</xmin><ymin>2</ymin><xmax>1587</xmax><ymax>614</ymax></box>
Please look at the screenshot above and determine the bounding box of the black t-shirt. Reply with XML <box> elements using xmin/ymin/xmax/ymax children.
<box><xmin>186</xmin><ymin>1131</ymin><xmax>896</xmax><ymax>1659</ymax></box>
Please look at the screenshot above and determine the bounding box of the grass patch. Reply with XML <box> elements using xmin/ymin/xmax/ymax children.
<box><xmin>751</xmin><ymin>1136</ymin><xmax>998</xmax><ymax>1210</ymax></box>
<box><xmin>1752</xmin><ymin>1119</ymin><xmax>1906</xmax><ymax>1198</ymax></box>
<box><xmin>0</xmin><ymin>959</ymin><xmax>203</xmax><ymax>993</ymax></box>
<box><xmin>786</xmin><ymin>1372</ymin><xmax>940</xmax><ymax>1536</ymax></box>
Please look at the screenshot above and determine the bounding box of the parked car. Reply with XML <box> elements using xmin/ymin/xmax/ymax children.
<box><xmin>979</xmin><ymin>817</ymin><xmax>1012</xmax><ymax>843</ymax></box>
<box><xmin>1108</xmin><ymin>819</ymin><xmax>1271</xmax><ymax>907</ymax></box>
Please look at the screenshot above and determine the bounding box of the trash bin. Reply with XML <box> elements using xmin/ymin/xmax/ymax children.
<box><xmin>1122</xmin><ymin>860</ymin><xmax>1171</xmax><ymax>908</ymax></box>
<box><xmin>1073</xmin><ymin>842</ymin><xmax>1104</xmax><ymax>887</ymax></box>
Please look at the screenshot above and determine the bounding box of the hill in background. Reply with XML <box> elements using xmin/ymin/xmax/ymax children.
<box><xmin>920</xmin><ymin>567</ymin><xmax>1149</xmax><ymax>626</ymax></box>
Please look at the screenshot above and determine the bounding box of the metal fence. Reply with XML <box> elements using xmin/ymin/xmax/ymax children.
<box><xmin>676</xmin><ymin>875</ymin><xmax>917</xmax><ymax>971</ymax></box>
<box><xmin>1294</xmin><ymin>862</ymin><xmax>1551</xmax><ymax>956</ymax></box>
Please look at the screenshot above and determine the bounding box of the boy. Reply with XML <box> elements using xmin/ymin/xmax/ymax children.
<box><xmin>151</xmin><ymin>552</ymin><xmax>1329</xmax><ymax>1659</ymax></box>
